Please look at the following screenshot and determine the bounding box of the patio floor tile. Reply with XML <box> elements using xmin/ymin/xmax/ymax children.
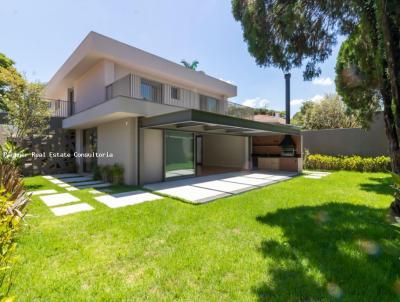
<box><xmin>40</xmin><ymin>193</ymin><xmax>80</xmax><ymax>207</ymax></box>
<box><xmin>222</xmin><ymin>176</ymin><xmax>274</xmax><ymax>186</ymax></box>
<box><xmin>95</xmin><ymin>190</ymin><xmax>162</xmax><ymax>208</ymax></box>
<box><xmin>193</xmin><ymin>180</ymin><xmax>255</xmax><ymax>194</ymax></box>
<box><xmin>50</xmin><ymin>203</ymin><xmax>94</xmax><ymax>216</ymax></box>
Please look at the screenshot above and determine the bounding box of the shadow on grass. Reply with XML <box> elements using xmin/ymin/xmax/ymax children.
<box><xmin>359</xmin><ymin>176</ymin><xmax>393</xmax><ymax>196</ymax></box>
<box><xmin>254</xmin><ymin>203</ymin><xmax>400</xmax><ymax>302</ymax></box>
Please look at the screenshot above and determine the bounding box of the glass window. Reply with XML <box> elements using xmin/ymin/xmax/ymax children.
<box><xmin>141</xmin><ymin>79</ymin><xmax>162</xmax><ymax>102</ymax></box>
<box><xmin>165</xmin><ymin>130</ymin><xmax>195</xmax><ymax>179</ymax></box>
<box><xmin>200</xmin><ymin>95</ymin><xmax>219</xmax><ymax>113</ymax></box>
<box><xmin>171</xmin><ymin>87</ymin><xmax>180</xmax><ymax>100</ymax></box>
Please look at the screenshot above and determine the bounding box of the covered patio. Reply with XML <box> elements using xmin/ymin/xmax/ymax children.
<box><xmin>144</xmin><ymin>170</ymin><xmax>297</xmax><ymax>203</ymax></box>
<box><xmin>139</xmin><ymin>109</ymin><xmax>302</xmax><ymax>185</ymax></box>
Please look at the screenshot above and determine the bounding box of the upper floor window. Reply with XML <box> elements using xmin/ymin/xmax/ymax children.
<box><xmin>200</xmin><ymin>95</ymin><xmax>219</xmax><ymax>113</ymax></box>
<box><xmin>141</xmin><ymin>79</ymin><xmax>162</xmax><ymax>103</ymax></box>
<box><xmin>171</xmin><ymin>87</ymin><xmax>180</xmax><ymax>100</ymax></box>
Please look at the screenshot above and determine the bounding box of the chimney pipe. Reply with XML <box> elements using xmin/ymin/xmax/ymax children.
<box><xmin>284</xmin><ymin>73</ymin><xmax>291</xmax><ymax>124</ymax></box>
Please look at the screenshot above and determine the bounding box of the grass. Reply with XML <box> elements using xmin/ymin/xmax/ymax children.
<box><xmin>10</xmin><ymin>171</ymin><xmax>400</xmax><ymax>301</ymax></box>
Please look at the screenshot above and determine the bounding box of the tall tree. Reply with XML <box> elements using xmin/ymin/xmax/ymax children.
<box><xmin>232</xmin><ymin>0</ymin><xmax>400</xmax><ymax>216</ymax></box>
<box><xmin>0</xmin><ymin>54</ymin><xmax>50</xmax><ymax>143</ymax></box>
<box><xmin>293</xmin><ymin>95</ymin><xmax>360</xmax><ymax>129</ymax></box>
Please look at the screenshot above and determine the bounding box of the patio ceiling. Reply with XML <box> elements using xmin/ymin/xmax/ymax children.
<box><xmin>139</xmin><ymin>109</ymin><xmax>301</xmax><ymax>136</ymax></box>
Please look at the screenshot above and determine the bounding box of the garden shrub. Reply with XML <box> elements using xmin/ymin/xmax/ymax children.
<box><xmin>0</xmin><ymin>164</ymin><xmax>30</xmax><ymax>300</ymax></box>
<box><xmin>305</xmin><ymin>154</ymin><xmax>391</xmax><ymax>172</ymax></box>
<box><xmin>111</xmin><ymin>164</ymin><xmax>124</xmax><ymax>185</ymax></box>
<box><xmin>98</xmin><ymin>164</ymin><xmax>125</xmax><ymax>184</ymax></box>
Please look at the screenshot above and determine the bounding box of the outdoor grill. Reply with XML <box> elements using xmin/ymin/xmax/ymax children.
<box><xmin>280</xmin><ymin>135</ymin><xmax>296</xmax><ymax>157</ymax></box>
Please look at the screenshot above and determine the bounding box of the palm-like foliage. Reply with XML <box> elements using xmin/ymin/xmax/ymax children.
<box><xmin>0</xmin><ymin>164</ymin><xmax>30</xmax><ymax>300</ymax></box>
<box><xmin>180</xmin><ymin>60</ymin><xmax>199</xmax><ymax>70</ymax></box>
<box><xmin>0</xmin><ymin>140</ymin><xmax>28</xmax><ymax>167</ymax></box>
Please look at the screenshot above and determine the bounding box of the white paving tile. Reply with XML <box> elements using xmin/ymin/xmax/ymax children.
<box><xmin>50</xmin><ymin>203</ymin><xmax>94</xmax><ymax>216</ymax></box>
<box><xmin>29</xmin><ymin>189</ymin><xmax>58</xmax><ymax>196</ymax></box>
<box><xmin>304</xmin><ymin>175</ymin><xmax>323</xmax><ymax>179</ymax></box>
<box><xmin>40</xmin><ymin>193</ymin><xmax>80</xmax><ymax>207</ymax></box>
<box><xmin>49</xmin><ymin>179</ymin><xmax>66</xmax><ymax>185</ymax></box>
<box><xmin>95</xmin><ymin>190</ymin><xmax>162</xmax><ymax>208</ymax></box>
<box><xmin>193</xmin><ymin>180</ymin><xmax>254</xmax><ymax>194</ymax></box>
<box><xmin>144</xmin><ymin>171</ymin><xmax>296</xmax><ymax>203</ymax></box>
<box><xmin>51</xmin><ymin>173</ymin><xmax>80</xmax><ymax>179</ymax></box>
<box><xmin>63</xmin><ymin>176</ymin><xmax>93</xmax><ymax>183</ymax></box>
<box><xmin>43</xmin><ymin>176</ymin><xmax>54</xmax><ymax>180</ymax></box>
<box><xmin>222</xmin><ymin>176</ymin><xmax>273</xmax><ymax>186</ymax></box>
<box><xmin>59</xmin><ymin>183</ymin><xmax>71</xmax><ymax>188</ymax></box>
<box><xmin>155</xmin><ymin>186</ymin><xmax>229</xmax><ymax>203</ymax></box>
<box><xmin>77</xmin><ymin>183</ymin><xmax>111</xmax><ymax>189</ymax></box>
<box><xmin>65</xmin><ymin>186</ymin><xmax>79</xmax><ymax>191</ymax></box>
<box><xmin>89</xmin><ymin>190</ymin><xmax>103</xmax><ymax>194</ymax></box>
<box><xmin>74</xmin><ymin>180</ymin><xmax>105</xmax><ymax>187</ymax></box>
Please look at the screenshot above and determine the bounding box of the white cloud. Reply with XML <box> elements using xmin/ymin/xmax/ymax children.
<box><xmin>242</xmin><ymin>97</ymin><xmax>270</xmax><ymax>108</ymax></box>
<box><xmin>312</xmin><ymin>77</ymin><xmax>334</xmax><ymax>86</ymax></box>
<box><xmin>290</xmin><ymin>94</ymin><xmax>324</xmax><ymax>106</ymax></box>
<box><xmin>218</xmin><ymin>78</ymin><xmax>234</xmax><ymax>84</ymax></box>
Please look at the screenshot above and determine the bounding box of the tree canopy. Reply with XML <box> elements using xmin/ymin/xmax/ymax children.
<box><xmin>0</xmin><ymin>53</ymin><xmax>50</xmax><ymax>142</ymax></box>
<box><xmin>232</xmin><ymin>0</ymin><xmax>400</xmax><ymax>215</ymax></box>
<box><xmin>292</xmin><ymin>94</ymin><xmax>360</xmax><ymax>129</ymax></box>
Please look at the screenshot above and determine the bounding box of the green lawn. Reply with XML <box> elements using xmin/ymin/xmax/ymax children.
<box><xmin>11</xmin><ymin>172</ymin><xmax>400</xmax><ymax>301</ymax></box>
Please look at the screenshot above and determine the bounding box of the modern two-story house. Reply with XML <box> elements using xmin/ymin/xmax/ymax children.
<box><xmin>44</xmin><ymin>32</ymin><xmax>302</xmax><ymax>185</ymax></box>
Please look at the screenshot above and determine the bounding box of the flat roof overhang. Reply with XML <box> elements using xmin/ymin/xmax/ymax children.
<box><xmin>62</xmin><ymin>96</ymin><xmax>184</xmax><ymax>129</ymax></box>
<box><xmin>140</xmin><ymin>109</ymin><xmax>301</xmax><ymax>136</ymax></box>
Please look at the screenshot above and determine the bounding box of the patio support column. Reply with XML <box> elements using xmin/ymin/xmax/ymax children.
<box><xmin>244</xmin><ymin>136</ymin><xmax>251</xmax><ymax>170</ymax></box>
<box><xmin>75</xmin><ymin>129</ymin><xmax>84</xmax><ymax>174</ymax></box>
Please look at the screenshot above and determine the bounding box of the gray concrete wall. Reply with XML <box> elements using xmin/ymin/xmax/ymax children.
<box><xmin>139</xmin><ymin>128</ymin><xmax>163</xmax><ymax>184</ymax></box>
<box><xmin>302</xmin><ymin>113</ymin><xmax>389</xmax><ymax>156</ymax></box>
<box><xmin>202</xmin><ymin>134</ymin><xmax>248</xmax><ymax>169</ymax></box>
<box><xmin>97</xmin><ymin>117</ymin><xmax>138</xmax><ymax>185</ymax></box>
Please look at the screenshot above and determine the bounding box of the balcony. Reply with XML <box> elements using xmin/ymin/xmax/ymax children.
<box><xmin>46</xmin><ymin>99</ymin><xmax>75</xmax><ymax>118</ymax></box>
<box><xmin>52</xmin><ymin>75</ymin><xmax>255</xmax><ymax>121</ymax></box>
<box><xmin>105</xmin><ymin>74</ymin><xmax>255</xmax><ymax>120</ymax></box>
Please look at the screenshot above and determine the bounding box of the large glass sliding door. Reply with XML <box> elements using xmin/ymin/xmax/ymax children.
<box><xmin>165</xmin><ymin>130</ymin><xmax>195</xmax><ymax>179</ymax></box>
<box><xmin>83</xmin><ymin>127</ymin><xmax>97</xmax><ymax>173</ymax></box>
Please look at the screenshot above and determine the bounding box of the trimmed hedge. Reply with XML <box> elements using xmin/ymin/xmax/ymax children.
<box><xmin>305</xmin><ymin>154</ymin><xmax>391</xmax><ymax>172</ymax></box>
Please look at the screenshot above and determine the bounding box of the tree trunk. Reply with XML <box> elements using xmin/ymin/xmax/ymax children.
<box><xmin>376</xmin><ymin>0</ymin><xmax>400</xmax><ymax>217</ymax></box>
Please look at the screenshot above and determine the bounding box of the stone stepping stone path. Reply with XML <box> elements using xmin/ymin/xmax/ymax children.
<box><xmin>49</xmin><ymin>179</ymin><xmax>66</xmax><ymax>185</ymax></box>
<box><xmin>89</xmin><ymin>190</ymin><xmax>104</xmax><ymax>194</ymax></box>
<box><xmin>50</xmin><ymin>173</ymin><xmax>80</xmax><ymax>179</ymax></box>
<box><xmin>63</xmin><ymin>176</ymin><xmax>93</xmax><ymax>183</ymax></box>
<box><xmin>77</xmin><ymin>183</ymin><xmax>111</xmax><ymax>189</ymax></box>
<box><xmin>29</xmin><ymin>189</ymin><xmax>58</xmax><ymax>196</ymax></box>
<box><xmin>50</xmin><ymin>203</ymin><xmax>94</xmax><ymax>216</ymax></box>
<box><xmin>40</xmin><ymin>193</ymin><xmax>80</xmax><ymax>207</ymax></box>
<box><xmin>304</xmin><ymin>171</ymin><xmax>331</xmax><ymax>179</ymax></box>
<box><xmin>59</xmin><ymin>183</ymin><xmax>71</xmax><ymax>188</ymax></box>
<box><xmin>74</xmin><ymin>180</ymin><xmax>105</xmax><ymax>187</ymax></box>
<box><xmin>65</xmin><ymin>187</ymin><xmax>79</xmax><ymax>191</ymax></box>
<box><xmin>95</xmin><ymin>190</ymin><xmax>162</xmax><ymax>208</ymax></box>
<box><xmin>39</xmin><ymin>192</ymin><xmax>94</xmax><ymax>216</ymax></box>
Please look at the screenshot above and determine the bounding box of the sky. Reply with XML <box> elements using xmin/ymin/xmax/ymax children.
<box><xmin>0</xmin><ymin>0</ymin><xmax>340</xmax><ymax>115</ymax></box>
